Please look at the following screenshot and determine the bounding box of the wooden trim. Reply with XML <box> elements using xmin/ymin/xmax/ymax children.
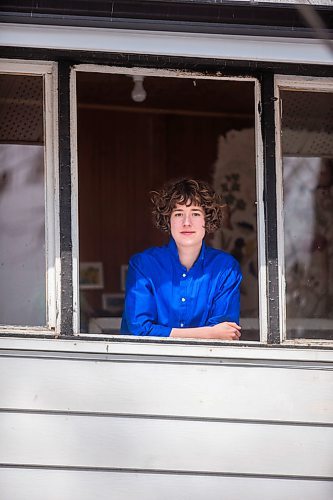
<box><xmin>260</xmin><ymin>72</ymin><xmax>280</xmax><ymax>345</ymax></box>
<box><xmin>0</xmin><ymin>337</ymin><xmax>333</xmax><ymax>361</ymax></box>
<box><xmin>274</xmin><ymin>78</ymin><xmax>286</xmax><ymax>343</ymax></box>
<box><xmin>1</xmin><ymin>47</ymin><xmax>333</xmax><ymax>79</ymax></box>
<box><xmin>70</xmin><ymin>67</ymin><xmax>80</xmax><ymax>334</ymax></box>
<box><xmin>0</xmin><ymin>59</ymin><xmax>59</xmax><ymax>332</ymax></box>
<box><xmin>275</xmin><ymin>74</ymin><xmax>333</xmax><ymax>92</ymax></box>
<box><xmin>254</xmin><ymin>79</ymin><xmax>268</xmax><ymax>343</ymax></box>
<box><xmin>58</xmin><ymin>61</ymin><xmax>74</xmax><ymax>335</ymax></box>
<box><xmin>1</xmin><ymin>23</ymin><xmax>332</xmax><ymax>66</ymax></box>
<box><xmin>274</xmin><ymin>74</ymin><xmax>333</xmax><ymax>343</ymax></box>
<box><xmin>44</xmin><ymin>64</ymin><xmax>60</xmax><ymax>331</ymax></box>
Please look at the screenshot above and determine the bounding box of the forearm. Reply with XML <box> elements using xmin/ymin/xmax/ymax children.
<box><xmin>170</xmin><ymin>326</ymin><xmax>212</xmax><ymax>339</ymax></box>
<box><xmin>170</xmin><ymin>322</ymin><xmax>241</xmax><ymax>340</ymax></box>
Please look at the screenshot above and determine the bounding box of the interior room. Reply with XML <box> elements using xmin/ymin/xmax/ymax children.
<box><xmin>76</xmin><ymin>71</ymin><xmax>259</xmax><ymax>337</ymax></box>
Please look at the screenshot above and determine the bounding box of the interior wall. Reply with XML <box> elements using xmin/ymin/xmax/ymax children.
<box><xmin>78</xmin><ymin>107</ymin><xmax>253</xmax><ymax>313</ymax></box>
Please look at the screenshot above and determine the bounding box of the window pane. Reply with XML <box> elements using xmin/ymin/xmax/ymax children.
<box><xmin>0</xmin><ymin>74</ymin><xmax>46</xmax><ymax>326</ymax></box>
<box><xmin>281</xmin><ymin>89</ymin><xmax>333</xmax><ymax>340</ymax></box>
<box><xmin>77</xmin><ymin>73</ymin><xmax>259</xmax><ymax>339</ymax></box>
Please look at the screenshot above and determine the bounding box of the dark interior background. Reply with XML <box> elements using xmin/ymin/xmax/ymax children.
<box><xmin>77</xmin><ymin>72</ymin><xmax>255</xmax><ymax>313</ymax></box>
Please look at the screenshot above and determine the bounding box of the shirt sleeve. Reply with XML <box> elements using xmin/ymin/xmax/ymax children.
<box><xmin>121</xmin><ymin>254</ymin><xmax>172</xmax><ymax>337</ymax></box>
<box><xmin>206</xmin><ymin>259</ymin><xmax>242</xmax><ymax>325</ymax></box>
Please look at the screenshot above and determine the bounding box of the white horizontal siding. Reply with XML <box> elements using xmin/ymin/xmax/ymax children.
<box><xmin>0</xmin><ymin>412</ymin><xmax>332</xmax><ymax>477</ymax></box>
<box><xmin>0</xmin><ymin>356</ymin><xmax>332</xmax><ymax>423</ymax></box>
<box><xmin>0</xmin><ymin>469</ymin><xmax>332</xmax><ymax>500</ymax></box>
<box><xmin>0</xmin><ymin>347</ymin><xmax>332</xmax><ymax>498</ymax></box>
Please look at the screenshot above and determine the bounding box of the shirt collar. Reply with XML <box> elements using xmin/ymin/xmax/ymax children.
<box><xmin>168</xmin><ymin>237</ymin><xmax>206</xmax><ymax>270</ymax></box>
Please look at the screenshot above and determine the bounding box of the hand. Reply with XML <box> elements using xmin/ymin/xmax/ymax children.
<box><xmin>208</xmin><ymin>322</ymin><xmax>241</xmax><ymax>340</ymax></box>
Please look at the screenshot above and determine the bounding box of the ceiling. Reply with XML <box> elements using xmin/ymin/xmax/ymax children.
<box><xmin>76</xmin><ymin>72</ymin><xmax>255</xmax><ymax>117</ymax></box>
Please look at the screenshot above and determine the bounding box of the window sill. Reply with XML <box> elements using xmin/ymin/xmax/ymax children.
<box><xmin>0</xmin><ymin>332</ymin><xmax>332</xmax><ymax>363</ymax></box>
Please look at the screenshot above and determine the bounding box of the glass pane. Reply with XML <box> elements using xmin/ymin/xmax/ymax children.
<box><xmin>0</xmin><ymin>74</ymin><xmax>46</xmax><ymax>326</ymax></box>
<box><xmin>281</xmin><ymin>89</ymin><xmax>333</xmax><ymax>340</ymax></box>
<box><xmin>77</xmin><ymin>73</ymin><xmax>259</xmax><ymax>340</ymax></box>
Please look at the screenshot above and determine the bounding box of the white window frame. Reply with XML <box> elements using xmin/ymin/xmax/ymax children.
<box><xmin>274</xmin><ymin>75</ymin><xmax>333</xmax><ymax>345</ymax></box>
<box><xmin>0</xmin><ymin>59</ymin><xmax>60</xmax><ymax>334</ymax></box>
<box><xmin>70</xmin><ymin>64</ymin><xmax>267</xmax><ymax>342</ymax></box>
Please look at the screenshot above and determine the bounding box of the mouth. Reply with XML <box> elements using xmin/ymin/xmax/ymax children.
<box><xmin>180</xmin><ymin>231</ymin><xmax>195</xmax><ymax>235</ymax></box>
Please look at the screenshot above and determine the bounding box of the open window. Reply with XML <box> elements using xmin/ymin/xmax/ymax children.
<box><xmin>1</xmin><ymin>60</ymin><xmax>332</xmax><ymax>347</ymax></box>
<box><xmin>0</xmin><ymin>61</ymin><xmax>58</xmax><ymax>332</ymax></box>
<box><xmin>276</xmin><ymin>76</ymin><xmax>333</xmax><ymax>342</ymax></box>
<box><xmin>74</xmin><ymin>67</ymin><xmax>264</xmax><ymax>340</ymax></box>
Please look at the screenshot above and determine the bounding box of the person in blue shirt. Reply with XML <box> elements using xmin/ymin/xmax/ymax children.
<box><xmin>121</xmin><ymin>178</ymin><xmax>242</xmax><ymax>340</ymax></box>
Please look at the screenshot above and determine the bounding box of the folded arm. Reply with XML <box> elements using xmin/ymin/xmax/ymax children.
<box><xmin>122</xmin><ymin>255</ymin><xmax>242</xmax><ymax>340</ymax></box>
<box><xmin>121</xmin><ymin>256</ymin><xmax>171</xmax><ymax>337</ymax></box>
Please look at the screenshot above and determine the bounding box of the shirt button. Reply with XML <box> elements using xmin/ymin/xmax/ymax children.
<box><xmin>182</xmin><ymin>273</ymin><xmax>187</xmax><ymax>278</ymax></box>
<box><xmin>180</xmin><ymin>323</ymin><xmax>184</xmax><ymax>327</ymax></box>
<box><xmin>181</xmin><ymin>297</ymin><xmax>186</xmax><ymax>302</ymax></box>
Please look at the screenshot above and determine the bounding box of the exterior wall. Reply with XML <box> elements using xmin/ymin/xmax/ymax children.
<box><xmin>0</xmin><ymin>339</ymin><xmax>332</xmax><ymax>499</ymax></box>
<box><xmin>1</xmin><ymin>8</ymin><xmax>333</xmax><ymax>499</ymax></box>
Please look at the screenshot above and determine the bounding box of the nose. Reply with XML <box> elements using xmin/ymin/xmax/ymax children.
<box><xmin>183</xmin><ymin>212</ymin><xmax>192</xmax><ymax>226</ymax></box>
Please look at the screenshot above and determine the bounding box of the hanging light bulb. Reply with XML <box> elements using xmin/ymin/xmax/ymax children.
<box><xmin>131</xmin><ymin>75</ymin><xmax>147</xmax><ymax>103</ymax></box>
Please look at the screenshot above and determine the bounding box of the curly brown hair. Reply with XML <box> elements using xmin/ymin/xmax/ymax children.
<box><xmin>150</xmin><ymin>178</ymin><xmax>224</xmax><ymax>233</ymax></box>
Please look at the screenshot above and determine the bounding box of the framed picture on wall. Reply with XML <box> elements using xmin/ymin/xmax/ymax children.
<box><xmin>79</xmin><ymin>262</ymin><xmax>104</xmax><ymax>289</ymax></box>
<box><xmin>102</xmin><ymin>293</ymin><xmax>125</xmax><ymax>315</ymax></box>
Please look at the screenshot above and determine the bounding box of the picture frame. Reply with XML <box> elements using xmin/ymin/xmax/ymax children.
<box><xmin>120</xmin><ymin>264</ymin><xmax>128</xmax><ymax>292</ymax></box>
<box><xmin>79</xmin><ymin>262</ymin><xmax>104</xmax><ymax>289</ymax></box>
<box><xmin>102</xmin><ymin>293</ymin><xmax>125</xmax><ymax>315</ymax></box>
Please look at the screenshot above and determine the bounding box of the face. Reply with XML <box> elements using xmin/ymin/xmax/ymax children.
<box><xmin>170</xmin><ymin>203</ymin><xmax>206</xmax><ymax>250</ymax></box>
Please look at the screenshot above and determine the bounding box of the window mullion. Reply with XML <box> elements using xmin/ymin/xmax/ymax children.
<box><xmin>261</xmin><ymin>71</ymin><xmax>280</xmax><ymax>344</ymax></box>
<box><xmin>58</xmin><ymin>61</ymin><xmax>74</xmax><ymax>335</ymax></box>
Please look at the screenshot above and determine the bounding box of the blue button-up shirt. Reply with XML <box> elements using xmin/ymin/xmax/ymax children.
<box><xmin>121</xmin><ymin>238</ymin><xmax>242</xmax><ymax>337</ymax></box>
